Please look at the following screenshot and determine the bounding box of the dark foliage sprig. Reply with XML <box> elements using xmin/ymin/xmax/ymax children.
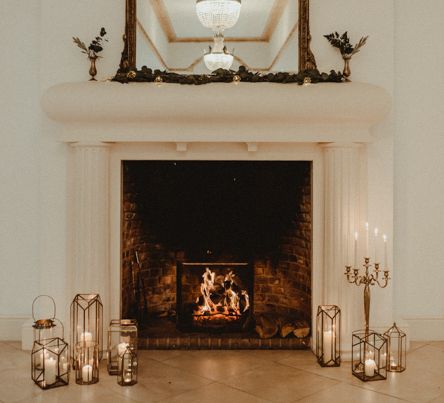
<box><xmin>324</xmin><ymin>31</ymin><xmax>368</xmax><ymax>56</ymax></box>
<box><xmin>73</xmin><ymin>27</ymin><xmax>108</xmax><ymax>59</ymax></box>
<box><xmin>113</xmin><ymin>65</ymin><xmax>344</xmax><ymax>85</ymax></box>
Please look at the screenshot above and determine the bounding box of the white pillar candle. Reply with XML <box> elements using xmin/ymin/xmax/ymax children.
<box><xmin>374</xmin><ymin>228</ymin><xmax>379</xmax><ymax>262</ymax></box>
<box><xmin>82</xmin><ymin>364</ymin><xmax>93</xmax><ymax>383</ymax></box>
<box><xmin>80</xmin><ymin>332</ymin><xmax>93</xmax><ymax>342</ymax></box>
<box><xmin>117</xmin><ymin>342</ymin><xmax>129</xmax><ymax>370</ymax></box>
<box><xmin>44</xmin><ymin>357</ymin><xmax>57</xmax><ymax>385</ymax></box>
<box><xmin>323</xmin><ymin>330</ymin><xmax>333</xmax><ymax>363</ymax></box>
<box><xmin>365</xmin><ymin>222</ymin><xmax>369</xmax><ymax>257</ymax></box>
<box><xmin>383</xmin><ymin>234</ymin><xmax>388</xmax><ymax>268</ymax></box>
<box><xmin>354</xmin><ymin>231</ymin><xmax>358</xmax><ymax>268</ymax></box>
<box><xmin>364</xmin><ymin>358</ymin><xmax>376</xmax><ymax>377</ymax></box>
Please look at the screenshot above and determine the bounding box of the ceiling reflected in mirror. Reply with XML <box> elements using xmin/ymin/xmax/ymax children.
<box><xmin>136</xmin><ymin>0</ymin><xmax>299</xmax><ymax>73</ymax></box>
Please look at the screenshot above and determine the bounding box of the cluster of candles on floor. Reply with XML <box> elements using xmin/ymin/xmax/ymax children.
<box><xmin>316</xmin><ymin>305</ymin><xmax>407</xmax><ymax>381</ymax></box>
<box><xmin>31</xmin><ymin>294</ymin><xmax>138</xmax><ymax>390</ymax></box>
<box><xmin>316</xmin><ymin>222</ymin><xmax>406</xmax><ymax>382</ymax></box>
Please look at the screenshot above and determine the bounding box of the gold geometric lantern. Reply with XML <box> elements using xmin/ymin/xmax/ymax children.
<box><xmin>107</xmin><ymin>319</ymin><xmax>138</xmax><ymax>375</ymax></box>
<box><xmin>31</xmin><ymin>336</ymin><xmax>69</xmax><ymax>389</ymax></box>
<box><xmin>70</xmin><ymin>294</ymin><xmax>103</xmax><ymax>366</ymax></box>
<box><xmin>75</xmin><ymin>341</ymin><xmax>99</xmax><ymax>385</ymax></box>
<box><xmin>384</xmin><ymin>322</ymin><xmax>406</xmax><ymax>372</ymax></box>
<box><xmin>117</xmin><ymin>345</ymin><xmax>138</xmax><ymax>386</ymax></box>
<box><xmin>316</xmin><ymin>305</ymin><xmax>341</xmax><ymax>367</ymax></box>
<box><xmin>352</xmin><ymin>329</ymin><xmax>387</xmax><ymax>382</ymax></box>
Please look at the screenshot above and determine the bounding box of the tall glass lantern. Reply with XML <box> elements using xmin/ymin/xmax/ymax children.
<box><xmin>32</xmin><ymin>295</ymin><xmax>59</xmax><ymax>342</ymax></box>
<box><xmin>75</xmin><ymin>341</ymin><xmax>99</xmax><ymax>385</ymax></box>
<box><xmin>31</xmin><ymin>336</ymin><xmax>69</xmax><ymax>389</ymax></box>
<box><xmin>384</xmin><ymin>323</ymin><xmax>406</xmax><ymax>372</ymax></box>
<box><xmin>352</xmin><ymin>330</ymin><xmax>387</xmax><ymax>382</ymax></box>
<box><xmin>107</xmin><ymin>319</ymin><xmax>138</xmax><ymax>375</ymax></box>
<box><xmin>316</xmin><ymin>305</ymin><xmax>341</xmax><ymax>367</ymax></box>
<box><xmin>70</xmin><ymin>294</ymin><xmax>103</xmax><ymax>366</ymax></box>
<box><xmin>117</xmin><ymin>345</ymin><xmax>138</xmax><ymax>386</ymax></box>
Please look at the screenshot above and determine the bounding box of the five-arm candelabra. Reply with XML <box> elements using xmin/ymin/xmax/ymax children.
<box><xmin>345</xmin><ymin>258</ymin><xmax>390</xmax><ymax>334</ymax></box>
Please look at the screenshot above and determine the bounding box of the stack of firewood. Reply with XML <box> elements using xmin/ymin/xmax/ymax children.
<box><xmin>255</xmin><ymin>314</ymin><xmax>310</xmax><ymax>339</ymax></box>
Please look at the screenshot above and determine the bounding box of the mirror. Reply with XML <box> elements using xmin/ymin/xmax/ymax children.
<box><xmin>120</xmin><ymin>0</ymin><xmax>316</xmax><ymax>75</ymax></box>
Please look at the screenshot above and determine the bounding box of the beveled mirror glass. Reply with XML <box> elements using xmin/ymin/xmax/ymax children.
<box><xmin>120</xmin><ymin>0</ymin><xmax>316</xmax><ymax>75</ymax></box>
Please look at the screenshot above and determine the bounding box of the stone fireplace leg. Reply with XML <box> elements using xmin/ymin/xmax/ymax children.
<box><xmin>70</xmin><ymin>142</ymin><xmax>111</xmax><ymax>329</ymax></box>
<box><xmin>323</xmin><ymin>143</ymin><xmax>363</xmax><ymax>356</ymax></box>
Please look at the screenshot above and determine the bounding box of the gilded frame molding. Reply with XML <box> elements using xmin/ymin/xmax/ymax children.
<box><xmin>118</xmin><ymin>0</ymin><xmax>316</xmax><ymax>73</ymax></box>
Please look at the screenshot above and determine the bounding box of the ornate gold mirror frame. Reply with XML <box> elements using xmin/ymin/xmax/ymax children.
<box><xmin>119</xmin><ymin>0</ymin><xmax>316</xmax><ymax>74</ymax></box>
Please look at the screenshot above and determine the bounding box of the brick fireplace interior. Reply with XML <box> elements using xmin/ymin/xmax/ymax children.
<box><xmin>121</xmin><ymin>161</ymin><xmax>312</xmax><ymax>349</ymax></box>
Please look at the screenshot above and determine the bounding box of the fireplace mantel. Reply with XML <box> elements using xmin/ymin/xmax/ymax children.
<box><xmin>42</xmin><ymin>81</ymin><xmax>390</xmax><ymax>144</ymax></box>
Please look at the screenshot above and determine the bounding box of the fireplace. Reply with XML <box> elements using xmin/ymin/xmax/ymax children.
<box><xmin>42</xmin><ymin>81</ymin><xmax>391</xmax><ymax>355</ymax></box>
<box><xmin>121</xmin><ymin>160</ymin><xmax>312</xmax><ymax>348</ymax></box>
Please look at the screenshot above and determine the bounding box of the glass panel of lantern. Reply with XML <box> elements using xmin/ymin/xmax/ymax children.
<box><xmin>107</xmin><ymin>319</ymin><xmax>138</xmax><ymax>375</ymax></box>
<box><xmin>70</xmin><ymin>294</ymin><xmax>103</xmax><ymax>366</ymax></box>
<box><xmin>31</xmin><ymin>337</ymin><xmax>69</xmax><ymax>390</ymax></box>
<box><xmin>352</xmin><ymin>330</ymin><xmax>387</xmax><ymax>382</ymax></box>
<box><xmin>384</xmin><ymin>323</ymin><xmax>406</xmax><ymax>372</ymax></box>
<box><xmin>316</xmin><ymin>305</ymin><xmax>341</xmax><ymax>367</ymax></box>
<box><xmin>32</xmin><ymin>295</ymin><xmax>58</xmax><ymax>342</ymax></box>
<box><xmin>75</xmin><ymin>341</ymin><xmax>99</xmax><ymax>385</ymax></box>
<box><xmin>118</xmin><ymin>345</ymin><xmax>138</xmax><ymax>386</ymax></box>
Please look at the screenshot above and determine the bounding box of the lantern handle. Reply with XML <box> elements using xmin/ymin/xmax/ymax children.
<box><xmin>32</xmin><ymin>295</ymin><xmax>56</xmax><ymax>322</ymax></box>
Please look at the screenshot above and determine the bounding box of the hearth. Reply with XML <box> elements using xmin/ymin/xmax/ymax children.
<box><xmin>121</xmin><ymin>160</ymin><xmax>312</xmax><ymax>349</ymax></box>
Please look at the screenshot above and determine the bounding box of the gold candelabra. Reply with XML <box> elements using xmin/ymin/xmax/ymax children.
<box><xmin>345</xmin><ymin>258</ymin><xmax>390</xmax><ymax>334</ymax></box>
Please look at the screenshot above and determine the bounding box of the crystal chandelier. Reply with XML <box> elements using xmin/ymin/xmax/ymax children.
<box><xmin>196</xmin><ymin>0</ymin><xmax>242</xmax><ymax>33</ymax></box>
<box><xmin>204</xmin><ymin>34</ymin><xmax>234</xmax><ymax>71</ymax></box>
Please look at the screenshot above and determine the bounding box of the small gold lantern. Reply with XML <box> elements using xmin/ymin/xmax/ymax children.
<box><xmin>117</xmin><ymin>345</ymin><xmax>138</xmax><ymax>386</ymax></box>
<box><xmin>75</xmin><ymin>341</ymin><xmax>99</xmax><ymax>385</ymax></box>
<box><xmin>107</xmin><ymin>319</ymin><xmax>138</xmax><ymax>375</ymax></box>
<box><xmin>32</xmin><ymin>295</ymin><xmax>58</xmax><ymax>342</ymax></box>
<box><xmin>70</xmin><ymin>294</ymin><xmax>103</xmax><ymax>366</ymax></box>
<box><xmin>352</xmin><ymin>330</ymin><xmax>387</xmax><ymax>382</ymax></box>
<box><xmin>31</xmin><ymin>336</ymin><xmax>69</xmax><ymax>389</ymax></box>
<box><xmin>384</xmin><ymin>323</ymin><xmax>406</xmax><ymax>372</ymax></box>
<box><xmin>316</xmin><ymin>305</ymin><xmax>341</xmax><ymax>367</ymax></box>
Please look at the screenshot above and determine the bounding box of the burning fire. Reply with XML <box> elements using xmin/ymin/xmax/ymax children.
<box><xmin>194</xmin><ymin>267</ymin><xmax>250</xmax><ymax>322</ymax></box>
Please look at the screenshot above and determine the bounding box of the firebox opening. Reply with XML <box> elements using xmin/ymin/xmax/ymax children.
<box><xmin>121</xmin><ymin>161</ymin><xmax>312</xmax><ymax>349</ymax></box>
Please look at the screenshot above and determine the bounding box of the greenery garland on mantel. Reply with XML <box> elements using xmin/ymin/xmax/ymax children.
<box><xmin>112</xmin><ymin>65</ymin><xmax>345</xmax><ymax>85</ymax></box>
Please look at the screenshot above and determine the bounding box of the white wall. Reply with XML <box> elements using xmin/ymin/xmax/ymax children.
<box><xmin>0</xmin><ymin>0</ymin><xmax>443</xmax><ymax>340</ymax></box>
<box><xmin>393</xmin><ymin>0</ymin><xmax>444</xmax><ymax>339</ymax></box>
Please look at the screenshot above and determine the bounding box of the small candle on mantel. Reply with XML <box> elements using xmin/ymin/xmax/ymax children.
<box><xmin>383</xmin><ymin>234</ymin><xmax>388</xmax><ymax>269</ymax></box>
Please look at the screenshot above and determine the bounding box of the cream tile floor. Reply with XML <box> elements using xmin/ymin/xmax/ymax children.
<box><xmin>1</xmin><ymin>341</ymin><xmax>443</xmax><ymax>403</ymax></box>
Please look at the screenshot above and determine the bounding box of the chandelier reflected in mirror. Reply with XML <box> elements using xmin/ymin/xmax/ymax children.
<box><xmin>196</xmin><ymin>0</ymin><xmax>242</xmax><ymax>33</ymax></box>
<box><xmin>204</xmin><ymin>33</ymin><xmax>234</xmax><ymax>71</ymax></box>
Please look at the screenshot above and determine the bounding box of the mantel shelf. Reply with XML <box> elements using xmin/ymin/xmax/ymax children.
<box><xmin>42</xmin><ymin>81</ymin><xmax>391</xmax><ymax>144</ymax></box>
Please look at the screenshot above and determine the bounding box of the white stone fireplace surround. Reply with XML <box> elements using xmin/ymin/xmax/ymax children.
<box><xmin>43</xmin><ymin>81</ymin><xmax>390</xmax><ymax>354</ymax></box>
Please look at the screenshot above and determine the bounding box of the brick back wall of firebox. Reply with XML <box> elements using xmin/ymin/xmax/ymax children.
<box><xmin>121</xmin><ymin>164</ymin><xmax>311</xmax><ymax>324</ymax></box>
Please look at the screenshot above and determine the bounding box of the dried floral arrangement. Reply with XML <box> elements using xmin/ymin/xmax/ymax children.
<box><xmin>73</xmin><ymin>27</ymin><xmax>108</xmax><ymax>59</ymax></box>
<box><xmin>324</xmin><ymin>32</ymin><xmax>368</xmax><ymax>57</ymax></box>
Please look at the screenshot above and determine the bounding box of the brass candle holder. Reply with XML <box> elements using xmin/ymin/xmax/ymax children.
<box><xmin>345</xmin><ymin>258</ymin><xmax>390</xmax><ymax>334</ymax></box>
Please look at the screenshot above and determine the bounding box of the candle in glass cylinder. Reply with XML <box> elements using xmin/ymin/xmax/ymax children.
<box><xmin>44</xmin><ymin>356</ymin><xmax>57</xmax><ymax>385</ymax></box>
<box><xmin>323</xmin><ymin>330</ymin><xmax>333</xmax><ymax>363</ymax></box>
<box><xmin>80</xmin><ymin>332</ymin><xmax>93</xmax><ymax>343</ymax></box>
<box><xmin>365</xmin><ymin>358</ymin><xmax>376</xmax><ymax>377</ymax></box>
<box><xmin>82</xmin><ymin>364</ymin><xmax>93</xmax><ymax>382</ymax></box>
